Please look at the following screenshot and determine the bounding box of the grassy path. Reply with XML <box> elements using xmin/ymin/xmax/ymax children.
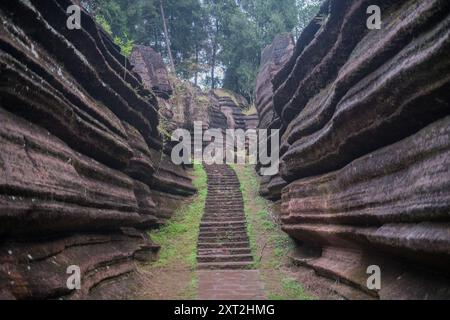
<box><xmin>135</xmin><ymin>163</ymin><xmax>314</xmax><ymax>300</ymax></box>
<box><xmin>136</xmin><ymin>164</ymin><xmax>207</xmax><ymax>299</ymax></box>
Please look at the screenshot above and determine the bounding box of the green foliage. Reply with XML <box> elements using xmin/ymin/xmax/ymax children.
<box><xmin>95</xmin><ymin>14</ymin><xmax>134</xmax><ymax>57</ymax></box>
<box><xmin>95</xmin><ymin>15</ymin><xmax>113</xmax><ymax>35</ymax></box>
<box><xmin>89</xmin><ymin>0</ymin><xmax>207</xmax><ymax>76</ymax></box>
<box><xmin>113</xmin><ymin>35</ymin><xmax>134</xmax><ymax>57</ymax></box>
<box><xmin>89</xmin><ymin>0</ymin><xmax>324</xmax><ymax>98</ymax></box>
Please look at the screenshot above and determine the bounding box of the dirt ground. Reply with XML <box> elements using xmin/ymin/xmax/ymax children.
<box><xmin>134</xmin><ymin>265</ymin><xmax>196</xmax><ymax>300</ymax></box>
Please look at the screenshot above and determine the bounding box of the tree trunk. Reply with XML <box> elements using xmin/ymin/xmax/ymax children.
<box><xmin>194</xmin><ymin>44</ymin><xmax>199</xmax><ymax>86</ymax></box>
<box><xmin>160</xmin><ymin>0</ymin><xmax>175</xmax><ymax>73</ymax></box>
<box><xmin>211</xmin><ymin>19</ymin><xmax>219</xmax><ymax>90</ymax></box>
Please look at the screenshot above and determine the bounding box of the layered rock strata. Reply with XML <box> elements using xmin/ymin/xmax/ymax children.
<box><xmin>254</xmin><ymin>33</ymin><xmax>294</xmax><ymax>200</ymax></box>
<box><xmin>0</xmin><ymin>0</ymin><xmax>194</xmax><ymax>299</ymax></box>
<box><xmin>264</xmin><ymin>0</ymin><xmax>450</xmax><ymax>298</ymax></box>
<box><xmin>213</xmin><ymin>89</ymin><xmax>248</xmax><ymax>131</ymax></box>
<box><xmin>130</xmin><ymin>45</ymin><xmax>173</xmax><ymax>99</ymax></box>
<box><xmin>129</xmin><ymin>45</ymin><xmax>198</xmax><ymax>221</ymax></box>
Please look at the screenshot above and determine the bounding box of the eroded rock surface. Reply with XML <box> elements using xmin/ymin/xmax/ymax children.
<box><xmin>213</xmin><ymin>89</ymin><xmax>248</xmax><ymax>131</ymax></box>
<box><xmin>0</xmin><ymin>0</ymin><xmax>194</xmax><ymax>299</ymax></box>
<box><xmin>260</xmin><ymin>0</ymin><xmax>450</xmax><ymax>299</ymax></box>
<box><xmin>254</xmin><ymin>33</ymin><xmax>294</xmax><ymax>200</ymax></box>
<box><xmin>130</xmin><ymin>45</ymin><xmax>173</xmax><ymax>99</ymax></box>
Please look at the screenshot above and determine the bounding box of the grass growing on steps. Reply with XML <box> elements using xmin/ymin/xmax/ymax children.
<box><xmin>150</xmin><ymin>163</ymin><xmax>207</xmax><ymax>269</ymax></box>
<box><xmin>231</xmin><ymin>164</ymin><xmax>314</xmax><ymax>300</ymax></box>
<box><xmin>139</xmin><ymin>163</ymin><xmax>207</xmax><ymax>299</ymax></box>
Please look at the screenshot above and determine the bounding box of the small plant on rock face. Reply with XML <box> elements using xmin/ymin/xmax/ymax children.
<box><xmin>95</xmin><ymin>15</ymin><xmax>134</xmax><ymax>57</ymax></box>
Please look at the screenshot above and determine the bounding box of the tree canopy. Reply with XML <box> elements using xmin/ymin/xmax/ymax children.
<box><xmin>82</xmin><ymin>0</ymin><xmax>323</xmax><ymax>101</ymax></box>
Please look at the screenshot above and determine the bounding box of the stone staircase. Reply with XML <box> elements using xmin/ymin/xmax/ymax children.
<box><xmin>197</xmin><ymin>165</ymin><xmax>254</xmax><ymax>270</ymax></box>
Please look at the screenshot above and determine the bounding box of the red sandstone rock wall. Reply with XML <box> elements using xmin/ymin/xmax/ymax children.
<box><xmin>130</xmin><ymin>45</ymin><xmax>173</xmax><ymax>99</ymax></box>
<box><xmin>129</xmin><ymin>45</ymin><xmax>198</xmax><ymax>219</ymax></box>
<box><xmin>213</xmin><ymin>89</ymin><xmax>248</xmax><ymax>131</ymax></box>
<box><xmin>0</xmin><ymin>0</ymin><xmax>194</xmax><ymax>299</ymax></box>
<box><xmin>254</xmin><ymin>33</ymin><xmax>294</xmax><ymax>201</ymax></box>
<box><xmin>262</xmin><ymin>0</ymin><xmax>450</xmax><ymax>299</ymax></box>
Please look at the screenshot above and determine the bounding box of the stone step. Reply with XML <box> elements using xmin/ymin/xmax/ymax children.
<box><xmin>203</xmin><ymin>210</ymin><xmax>245</xmax><ymax>214</ymax></box>
<box><xmin>204</xmin><ymin>210</ymin><xmax>244</xmax><ymax>215</ymax></box>
<box><xmin>209</xmin><ymin>181</ymin><xmax>240</xmax><ymax>185</ymax></box>
<box><xmin>202</xmin><ymin>218</ymin><xmax>246</xmax><ymax>222</ymax></box>
<box><xmin>199</xmin><ymin>231</ymin><xmax>248</xmax><ymax>238</ymax></box>
<box><xmin>201</xmin><ymin>217</ymin><xmax>246</xmax><ymax>222</ymax></box>
<box><xmin>198</xmin><ymin>165</ymin><xmax>253</xmax><ymax>271</ymax></box>
<box><xmin>198</xmin><ymin>241</ymin><xmax>250</xmax><ymax>249</ymax></box>
<box><xmin>202</xmin><ymin>209</ymin><xmax>244</xmax><ymax>214</ymax></box>
<box><xmin>207</xmin><ymin>194</ymin><xmax>242</xmax><ymax>198</ymax></box>
<box><xmin>205</xmin><ymin>200</ymin><xmax>243</xmax><ymax>204</ymax></box>
<box><xmin>206</xmin><ymin>196</ymin><xmax>244</xmax><ymax>203</ymax></box>
<box><xmin>198</xmin><ymin>247</ymin><xmax>252</xmax><ymax>256</ymax></box>
<box><xmin>205</xmin><ymin>202</ymin><xmax>243</xmax><ymax>206</ymax></box>
<box><xmin>201</xmin><ymin>219</ymin><xmax>246</xmax><ymax>225</ymax></box>
<box><xmin>197</xmin><ymin>261</ymin><xmax>254</xmax><ymax>270</ymax></box>
<box><xmin>208</xmin><ymin>190</ymin><xmax>240</xmax><ymax>192</ymax></box>
<box><xmin>205</xmin><ymin>199</ymin><xmax>243</xmax><ymax>203</ymax></box>
<box><xmin>208</xmin><ymin>181</ymin><xmax>239</xmax><ymax>184</ymax></box>
<box><xmin>202</xmin><ymin>213</ymin><xmax>245</xmax><ymax>217</ymax></box>
<box><xmin>203</xmin><ymin>209</ymin><xmax>244</xmax><ymax>214</ymax></box>
<box><xmin>202</xmin><ymin>212</ymin><xmax>245</xmax><ymax>217</ymax></box>
<box><xmin>200</xmin><ymin>221</ymin><xmax>247</xmax><ymax>227</ymax></box>
<box><xmin>208</xmin><ymin>187</ymin><xmax>240</xmax><ymax>189</ymax></box>
<box><xmin>198</xmin><ymin>235</ymin><xmax>249</xmax><ymax>243</ymax></box>
<box><xmin>208</xmin><ymin>185</ymin><xmax>240</xmax><ymax>188</ymax></box>
<box><xmin>200</xmin><ymin>225</ymin><xmax>247</xmax><ymax>232</ymax></box>
<box><xmin>197</xmin><ymin>254</ymin><xmax>253</xmax><ymax>263</ymax></box>
<box><xmin>202</xmin><ymin>219</ymin><xmax>246</xmax><ymax>224</ymax></box>
<box><xmin>205</xmin><ymin>204</ymin><xmax>244</xmax><ymax>211</ymax></box>
<box><xmin>204</xmin><ymin>208</ymin><xmax>244</xmax><ymax>212</ymax></box>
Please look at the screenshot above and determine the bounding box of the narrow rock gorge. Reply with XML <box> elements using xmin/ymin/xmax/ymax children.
<box><xmin>255</xmin><ymin>0</ymin><xmax>450</xmax><ymax>299</ymax></box>
<box><xmin>1</xmin><ymin>0</ymin><xmax>449</xmax><ymax>301</ymax></box>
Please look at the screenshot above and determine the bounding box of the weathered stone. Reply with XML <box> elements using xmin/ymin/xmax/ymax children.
<box><xmin>261</xmin><ymin>0</ymin><xmax>450</xmax><ymax>298</ymax></box>
<box><xmin>0</xmin><ymin>109</ymin><xmax>141</xmax><ymax>236</ymax></box>
<box><xmin>0</xmin><ymin>231</ymin><xmax>159</xmax><ymax>300</ymax></box>
<box><xmin>255</xmin><ymin>33</ymin><xmax>294</xmax><ymax>130</ymax></box>
<box><xmin>213</xmin><ymin>89</ymin><xmax>248</xmax><ymax>130</ymax></box>
<box><xmin>254</xmin><ymin>33</ymin><xmax>293</xmax><ymax>200</ymax></box>
<box><xmin>243</xmin><ymin>114</ymin><xmax>259</xmax><ymax>131</ymax></box>
<box><xmin>122</xmin><ymin>122</ymin><xmax>155</xmax><ymax>186</ymax></box>
<box><xmin>149</xmin><ymin>149</ymin><xmax>197</xmax><ymax>197</ymax></box>
<box><xmin>1</xmin><ymin>0</ymin><xmax>159</xmax><ymax>149</ymax></box>
<box><xmin>130</xmin><ymin>45</ymin><xmax>173</xmax><ymax>99</ymax></box>
<box><xmin>282</xmin><ymin>117</ymin><xmax>450</xmax><ymax>257</ymax></box>
<box><xmin>280</xmin><ymin>0</ymin><xmax>450</xmax><ymax>181</ymax></box>
<box><xmin>0</xmin><ymin>1</ymin><xmax>194</xmax><ymax>299</ymax></box>
<box><xmin>132</xmin><ymin>180</ymin><xmax>159</xmax><ymax>228</ymax></box>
